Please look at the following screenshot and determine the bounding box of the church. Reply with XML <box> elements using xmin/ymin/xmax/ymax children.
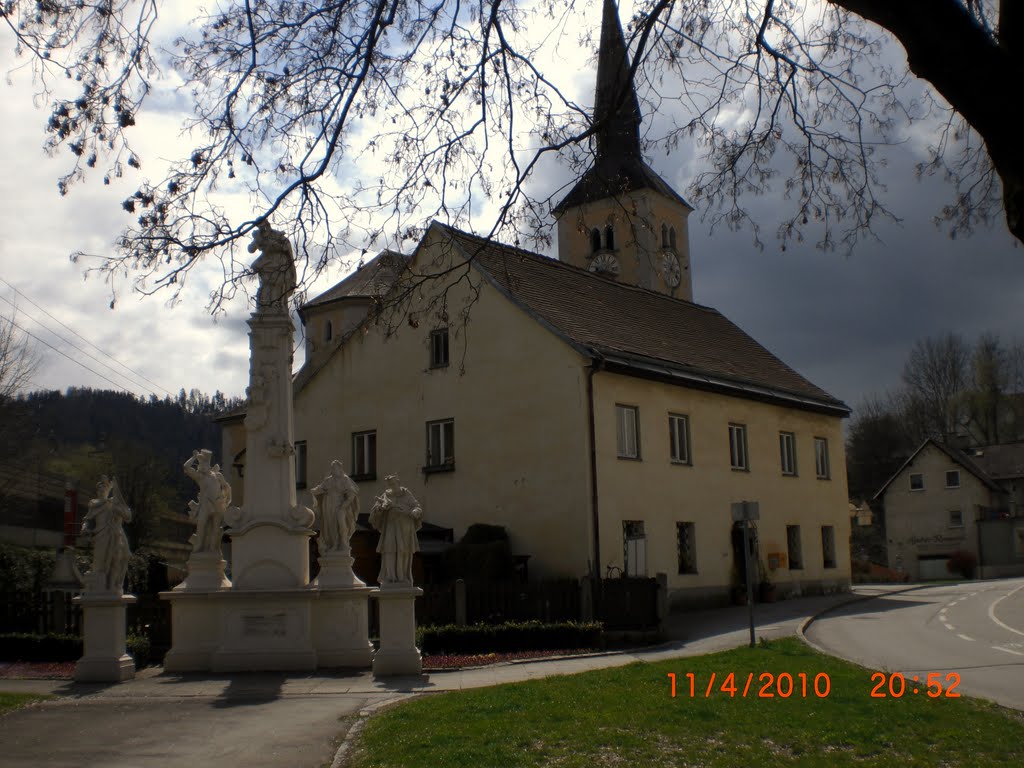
<box><xmin>222</xmin><ymin>0</ymin><xmax>852</xmax><ymax>608</ymax></box>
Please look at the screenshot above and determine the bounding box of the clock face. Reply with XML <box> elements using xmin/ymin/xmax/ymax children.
<box><xmin>658</xmin><ymin>251</ymin><xmax>682</xmax><ymax>288</ymax></box>
<box><xmin>589</xmin><ymin>252</ymin><xmax>621</xmax><ymax>277</ymax></box>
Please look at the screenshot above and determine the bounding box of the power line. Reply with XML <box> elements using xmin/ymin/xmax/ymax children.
<box><xmin>0</xmin><ymin>293</ymin><xmax>154</xmax><ymax>396</ymax></box>
<box><xmin>0</xmin><ymin>278</ymin><xmax>175</xmax><ymax>397</ymax></box>
<box><xmin>0</xmin><ymin>312</ymin><xmax>135</xmax><ymax>394</ymax></box>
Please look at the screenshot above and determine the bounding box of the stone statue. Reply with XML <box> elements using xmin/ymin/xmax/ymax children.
<box><xmin>184</xmin><ymin>449</ymin><xmax>231</xmax><ymax>555</ymax></box>
<box><xmin>248</xmin><ymin>220</ymin><xmax>297</xmax><ymax>311</ymax></box>
<box><xmin>80</xmin><ymin>475</ymin><xmax>132</xmax><ymax>593</ymax></box>
<box><xmin>311</xmin><ymin>460</ymin><xmax>360</xmax><ymax>554</ymax></box>
<box><xmin>369</xmin><ymin>474</ymin><xmax>422</xmax><ymax>586</ymax></box>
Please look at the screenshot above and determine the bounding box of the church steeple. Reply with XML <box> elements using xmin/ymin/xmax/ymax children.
<box><xmin>593</xmin><ymin>0</ymin><xmax>642</xmax><ymax>161</ymax></box>
<box><xmin>553</xmin><ymin>0</ymin><xmax>695</xmax><ymax>301</ymax></box>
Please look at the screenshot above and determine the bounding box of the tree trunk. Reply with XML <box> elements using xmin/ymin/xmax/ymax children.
<box><xmin>834</xmin><ymin>0</ymin><xmax>1024</xmax><ymax>244</ymax></box>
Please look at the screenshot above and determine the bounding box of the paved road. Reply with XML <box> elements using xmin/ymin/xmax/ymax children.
<box><xmin>805</xmin><ymin>578</ymin><xmax>1024</xmax><ymax>710</ymax></box>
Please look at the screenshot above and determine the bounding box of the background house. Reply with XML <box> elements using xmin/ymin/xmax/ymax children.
<box><xmin>875</xmin><ymin>439</ymin><xmax>1024</xmax><ymax>579</ymax></box>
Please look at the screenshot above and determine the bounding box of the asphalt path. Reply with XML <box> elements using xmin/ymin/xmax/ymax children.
<box><xmin>805</xmin><ymin>578</ymin><xmax>1024</xmax><ymax>710</ymax></box>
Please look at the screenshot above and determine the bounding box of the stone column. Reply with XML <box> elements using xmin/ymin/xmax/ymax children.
<box><xmin>73</xmin><ymin>592</ymin><xmax>136</xmax><ymax>682</ymax></box>
<box><xmin>372</xmin><ymin>585</ymin><xmax>423</xmax><ymax>676</ymax></box>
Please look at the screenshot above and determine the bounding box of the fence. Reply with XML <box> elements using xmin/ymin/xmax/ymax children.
<box><xmin>598</xmin><ymin>576</ymin><xmax>662</xmax><ymax>630</ymax></box>
<box><xmin>0</xmin><ymin>591</ymin><xmax>81</xmax><ymax>635</ymax></box>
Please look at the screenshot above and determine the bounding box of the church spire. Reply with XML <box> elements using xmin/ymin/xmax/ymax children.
<box><xmin>593</xmin><ymin>0</ymin><xmax>642</xmax><ymax>161</ymax></box>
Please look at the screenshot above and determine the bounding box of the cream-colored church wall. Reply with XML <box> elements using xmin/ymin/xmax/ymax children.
<box><xmin>555</xmin><ymin>189</ymin><xmax>693</xmax><ymax>300</ymax></box>
<box><xmin>881</xmin><ymin>443</ymin><xmax>989</xmax><ymax>580</ymax></box>
<box><xmin>293</xmin><ymin>230</ymin><xmax>594</xmax><ymax>579</ymax></box>
<box><xmin>593</xmin><ymin>372</ymin><xmax>850</xmax><ymax>604</ymax></box>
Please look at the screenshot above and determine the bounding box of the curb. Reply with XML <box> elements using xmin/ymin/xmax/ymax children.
<box><xmin>330</xmin><ymin>693</ymin><xmax>420</xmax><ymax>768</ymax></box>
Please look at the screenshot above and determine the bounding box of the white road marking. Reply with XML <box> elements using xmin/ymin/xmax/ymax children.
<box><xmin>957</xmin><ymin>634</ymin><xmax>974</xmax><ymax>642</ymax></box>
<box><xmin>988</xmin><ymin>583</ymin><xmax>1024</xmax><ymax>638</ymax></box>
<box><xmin>993</xmin><ymin>646</ymin><xmax>1024</xmax><ymax>657</ymax></box>
<box><xmin>943</xmin><ymin>622</ymin><xmax>955</xmax><ymax>631</ymax></box>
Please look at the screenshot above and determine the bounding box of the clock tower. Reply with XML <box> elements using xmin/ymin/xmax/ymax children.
<box><xmin>554</xmin><ymin>0</ymin><xmax>694</xmax><ymax>301</ymax></box>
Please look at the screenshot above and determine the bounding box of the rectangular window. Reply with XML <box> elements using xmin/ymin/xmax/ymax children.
<box><xmin>669</xmin><ymin>414</ymin><xmax>691</xmax><ymax>464</ymax></box>
<box><xmin>945</xmin><ymin>470</ymin><xmax>961</xmax><ymax>489</ymax></box>
<box><xmin>949</xmin><ymin>510</ymin><xmax>964</xmax><ymax>528</ymax></box>
<box><xmin>430</xmin><ymin>328</ymin><xmax>450</xmax><ymax>368</ymax></box>
<box><xmin>426</xmin><ymin>418</ymin><xmax>455</xmax><ymax>470</ymax></box>
<box><xmin>910</xmin><ymin>473</ymin><xmax>925</xmax><ymax>491</ymax></box>
<box><xmin>352</xmin><ymin>430</ymin><xmax>377</xmax><ymax>480</ymax></box>
<box><xmin>294</xmin><ymin>440</ymin><xmax>307</xmax><ymax>489</ymax></box>
<box><xmin>616</xmin><ymin>405</ymin><xmax>640</xmax><ymax>459</ymax></box>
<box><xmin>821</xmin><ymin>525</ymin><xmax>836</xmax><ymax>569</ymax></box>
<box><xmin>623</xmin><ymin>520</ymin><xmax>647</xmax><ymax>577</ymax></box>
<box><xmin>779</xmin><ymin>431</ymin><xmax>797</xmax><ymax>476</ymax></box>
<box><xmin>814</xmin><ymin>437</ymin><xmax>830</xmax><ymax>479</ymax></box>
<box><xmin>676</xmin><ymin>522</ymin><xmax>697</xmax><ymax>574</ymax></box>
<box><xmin>787</xmin><ymin>525</ymin><xmax>803</xmax><ymax>570</ymax></box>
<box><xmin>729</xmin><ymin>423</ymin><xmax>748</xmax><ymax>470</ymax></box>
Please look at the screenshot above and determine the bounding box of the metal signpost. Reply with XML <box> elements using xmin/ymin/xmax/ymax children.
<box><xmin>731</xmin><ymin>501</ymin><xmax>760</xmax><ymax>648</ymax></box>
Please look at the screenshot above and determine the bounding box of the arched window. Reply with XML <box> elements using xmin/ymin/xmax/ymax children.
<box><xmin>590</xmin><ymin>228</ymin><xmax>601</xmax><ymax>253</ymax></box>
<box><xmin>661</xmin><ymin>223</ymin><xmax>669</xmax><ymax>247</ymax></box>
<box><xmin>324</xmin><ymin>319</ymin><xmax>333</xmax><ymax>342</ymax></box>
<box><xmin>605</xmin><ymin>225</ymin><xmax>615</xmax><ymax>251</ymax></box>
<box><xmin>669</xmin><ymin>227</ymin><xmax>677</xmax><ymax>249</ymax></box>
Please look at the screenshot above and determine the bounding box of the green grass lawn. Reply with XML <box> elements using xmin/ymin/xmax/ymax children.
<box><xmin>349</xmin><ymin>637</ymin><xmax>1024</xmax><ymax>768</ymax></box>
<box><xmin>0</xmin><ymin>692</ymin><xmax>48</xmax><ymax>716</ymax></box>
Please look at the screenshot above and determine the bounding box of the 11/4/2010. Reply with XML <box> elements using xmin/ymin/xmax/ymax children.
<box><xmin>667</xmin><ymin>672</ymin><xmax>832</xmax><ymax>699</ymax></box>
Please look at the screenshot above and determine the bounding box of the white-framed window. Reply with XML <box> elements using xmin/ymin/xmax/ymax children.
<box><xmin>814</xmin><ymin>437</ymin><xmax>830</xmax><ymax>479</ymax></box>
<box><xmin>676</xmin><ymin>521</ymin><xmax>697</xmax><ymax>574</ymax></box>
<box><xmin>669</xmin><ymin>413</ymin><xmax>691</xmax><ymax>464</ymax></box>
<box><xmin>352</xmin><ymin>430</ymin><xmax>377</xmax><ymax>479</ymax></box>
<box><xmin>949</xmin><ymin>510</ymin><xmax>964</xmax><ymax>528</ymax></box>
<box><xmin>616</xmin><ymin>405</ymin><xmax>640</xmax><ymax>459</ymax></box>
<box><xmin>430</xmin><ymin>328</ymin><xmax>449</xmax><ymax>368</ymax></box>
<box><xmin>787</xmin><ymin>525</ymin><xmax>803</xmax><ymax>570</ymax></box>
<box><xmin>821</xmin><ymin>525</ymin><xmax>836</xmax><ymax>569</ymax></box>
<box><xmin>945</xmin><ymin>470</ymin><xmax>961</xmax><ymax>489</ymax></box>
<box><xmin>779</xmin><ymin>431</ymin><xmax>797</xmax><ymax>476</ymax></box>
<box><xmin>623</xmin><ymin>520</ymin><xmax>646</xmax><ymax>577</ymax></box>
<box><xmin>426</xmin><ymin>418</ymin><xmax>455</xmax><ymax>470</ymax></box>
<box><xmin>910</xmin><ymin>473</ymin><xmax>925</xmax><ymax>491</ymax></box>
<box><xmin>729</xmin><ymin>423</ymin><xmax>748</xmax><ymax>471</ymax></box>
<box><xmin>294</xmin><ymin>440</ymin><xmax>307</xmax><ymax>489</ymax></box>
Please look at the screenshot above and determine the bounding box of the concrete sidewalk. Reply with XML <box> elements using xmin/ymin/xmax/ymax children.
<box><xmin>0</xmin><ymin>590</ymin><xmax>867</xmax><ymax>768</ymax></box>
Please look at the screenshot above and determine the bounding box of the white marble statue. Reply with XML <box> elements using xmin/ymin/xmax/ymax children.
<box><xmin>80</xmin><ymin>475</ymin><xmax>132</xmax><ymax>593</ymax></box>
<box><xmin>311</xmin><ymin>460</ymin><xmax>360</xmax><ymax>554</ymax></box>
<box><xmin>369</xmin><ymin>474</ymin><xmax>422</xmax><ymax>586</ymax></box>
<box><xmin>248</xmin><ymin>220</ymin><xmax>297</xmax><ymax>311</ymax></box>
<box><xmin>184</xmin><ymin>449</ymin><xmax>231</xmax><ymax>555</ymax></box>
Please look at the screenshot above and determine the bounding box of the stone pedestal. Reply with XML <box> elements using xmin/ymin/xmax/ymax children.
<box><xmin>73</xmin><ymin>592</ymin><xmax>136</xmax><ymax>682</ymax></box>
<box><xmin>230</xmin><ymin>522</ymin><xmax>313</xmax><ymax>589</ymax></box>
<box><xmin>313</xmin><ymin>551</ymin><xmax>365</xmax><ymax>589</ymax></box>
<box><xmin>176</xmin><ymin>551</ymin><xmax>231</xmax><ymax>591</ymax></box>
<box><xmin>372</xmin><ymin>585</ymin><xmax>423</xmax><ymax>676</ymax></box>
<box><xmin>313</xmin><ymin>586</ymin><xmax>375</xmax><ymax>668</ymax></box>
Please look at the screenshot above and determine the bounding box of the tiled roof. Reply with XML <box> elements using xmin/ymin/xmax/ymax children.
<box><xmin>436</xmin><ymin>223</ymin><xmax>848</xmax><ymax>414</ymax></box>
<box><xmin>301</xmin><ymin>250</ymin><xmax>408</xmax><ymax>311</ymax></box>
<box><xmin>969</xmin><ymin>442</ymin><xmax>1024</xmax><ymax>480</ymax></box>
<box><xmin>554</xmin><ymin>157</ymin><xmax>693</xmax><ymax>214</ymax></box>
<box><xmin>873</xmin><ymin>438</ymin><xmax>1005</xmax><ymax>500</ymax></box>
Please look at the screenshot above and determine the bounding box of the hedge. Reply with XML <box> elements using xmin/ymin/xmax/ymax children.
<box><xmin>417</xmin><ymin>620</ymin><xmax>603</xmax><ymax>655</ymax></box>
<box><xmin>0</xmin><ymin>633</ymin><xmax>83</xmax><ymax>662</ymax></box>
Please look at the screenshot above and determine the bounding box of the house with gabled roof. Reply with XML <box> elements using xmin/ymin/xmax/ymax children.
<box><xmin>874</xmin><ymin>438</ymin><xmax>1024</xmax><ymax>579</ymax></box>
<box><xmin>221</xmin><ymin>0</ymin><xmax>853</xmax><ymax>607</ymax></box>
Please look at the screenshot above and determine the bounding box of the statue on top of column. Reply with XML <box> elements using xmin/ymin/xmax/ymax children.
<box><xmin>248</xmin><ymin>220</ymin><xmax>297</xmax><ymax>312</ymax></box>
<box><xmin>80</xmin><ymin>475</ymin><xmax>132</xmax><ymax>594</ymax></box>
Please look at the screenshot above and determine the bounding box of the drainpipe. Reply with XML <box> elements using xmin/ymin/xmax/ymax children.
<box><xmin>587</xmin><ymin>358</ymin><xmax>604</xmax><ymax>575</ymax></box>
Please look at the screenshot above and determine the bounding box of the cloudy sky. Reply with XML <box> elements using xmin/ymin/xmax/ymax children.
<box><xmin>1</xmin><ymin>2</ymin><xmax>1021</xmax><ymax>417</ymax></box>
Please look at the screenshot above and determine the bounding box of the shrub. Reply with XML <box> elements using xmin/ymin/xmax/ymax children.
<box><xmin>947</xmin><ymin>550</ymin><xmax>977</xmax><ymax>579</ymax></box>
<box><xmin>127</xmin><ymin>630</ymin><xmax>151</xmax><ymax>668</ymax></box>
<box><xmin>0</xmin><ymin>632</ymin><xmax>82</xmax><ymax>662</ymax></box>
<box><xmin>417</xmin><ymin>620</ymin><xmax>603</xmax><ymax>655</ymax></box>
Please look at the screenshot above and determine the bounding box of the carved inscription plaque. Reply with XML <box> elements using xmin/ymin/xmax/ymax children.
<box><xmin>243</xmin><ymin>612</ymin><xmax>288</xmax><ymax>638</ymax></box>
